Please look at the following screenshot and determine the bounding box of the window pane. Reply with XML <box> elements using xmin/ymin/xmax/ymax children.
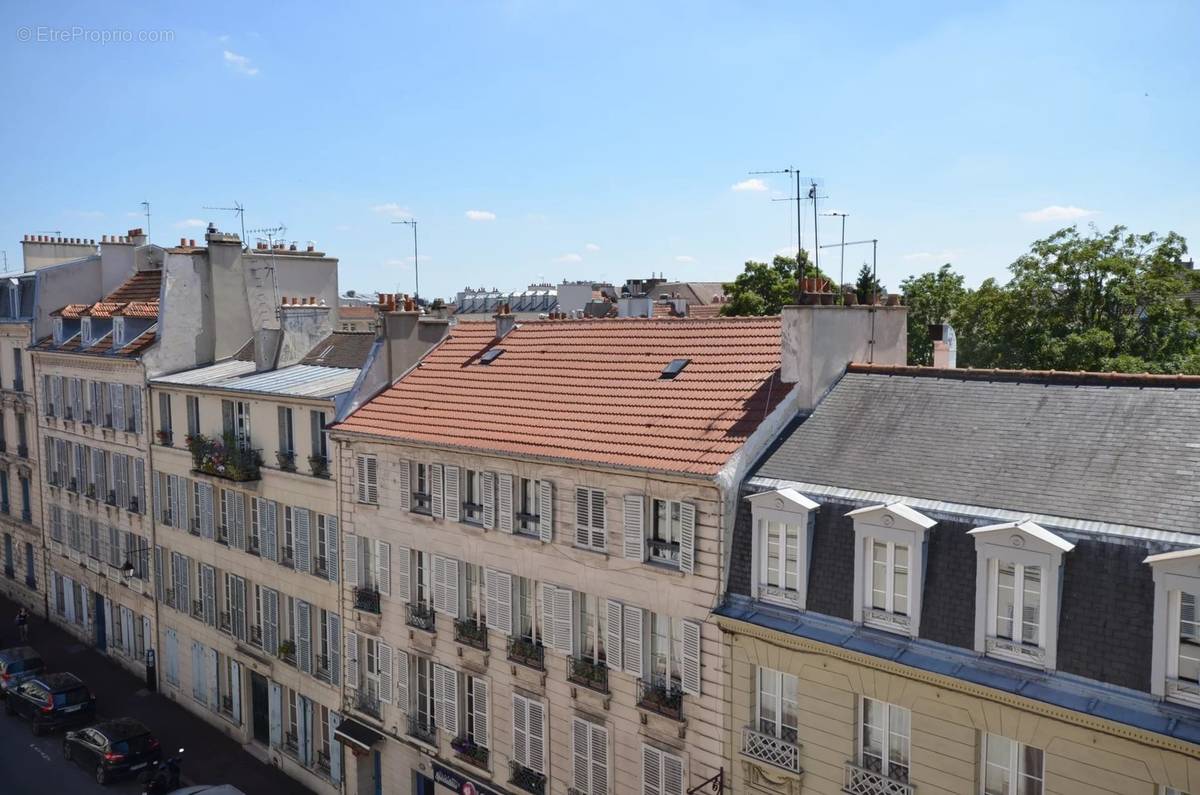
<box><xmin>1180</xmin><ymin>593</ymin><xmax>1200</xmax><ymax>683</ymax></box>
<box><xmin>871</xmin><ymin>543</ymin><xmax>888</xmax><ymax>610</ymax></box>
<box><xmin>781</xmin><ymin>673</ymin><xmax>799</xmax><ymax>741</ymax></box>
<box><xmin>861</xmin><ymin>698</ymin><xmax>884</xmax><ymax>773</ymax></box>
<box><xmin>784</xmin><ymin>526</ymin><xmax>800</xmax><ymax>591</ymax></box>
<box><xmin>1018</xmin><ymin>745</ymin><xmax>1044</xmax><ymax>795</ymax></box>
<box><xmin>766</xmin><ymin>522</ymin><xmax>781</xmax><ymax>587</ymax></box>
<box><xmin>984</xmin><ymin>734</ymin><xmax>1013</xmax><ymax>795</ymax></box>
<box><xmin>996</xmin><ymin>562</ymin><xmax>1017</xmax><ymax>639</ymax></box>
<box><xmin>892</xmin><ymin>544</ymin><xmax>909</xmax><ymax>615</ymax></box>
<box><xmin>1021</xmin><ymin>565</ymin><xmax>1041</xmax><ymax>645</ymax></box>
<box><xmin>758</xmin><ymin>670</ymin><xmax>778</xmax><ymax>736</ymax></box>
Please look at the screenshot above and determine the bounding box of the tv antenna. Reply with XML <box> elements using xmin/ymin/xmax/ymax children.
<box><xmin>821</xmin><ymin>211</ymin><xmax>849</xmax><ymax>293</ymax></box>
<box><xmin>247</xmin><ymin>225</ymin><xmax>287</xmax><ymax>313</ymax></box>
<box><xmin>392</xmin><ymin>219</ymin><xmax>420</xmax><ymax>300</ymax></box>
<box><xmin>34</xmin><ymin>230</ymin><xmax>63</xmax><ymax>237</ymax></box>
<box><xmin>749</xmin><ymin>169</ymin><xmax>826</xmax><ymax>283</ymax></box>
<box><xmin>140</xmin><ymin>201</ymin><xmax>151</xmax><ymax>239</ymax></box>
<box><xmin>203</xmin><ymin>202</ymin><xmax>247</xmax><ymax>248</ymax></box>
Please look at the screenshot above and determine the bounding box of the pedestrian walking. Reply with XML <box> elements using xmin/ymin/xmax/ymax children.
<box><xmin>16</xmin><ymin>607</ymin><xmax>28</xmax><ymax>642</ymax></box>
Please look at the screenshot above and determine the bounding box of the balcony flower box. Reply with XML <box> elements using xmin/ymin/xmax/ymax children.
<box><xmin>155</xmin><ymin>429</ymin><xmax>173</xmax><ymax>447</ymax></box>
<box><xmin>637</xmin><ymin>677</ymin><xmax>684</xmax><ymax>721</ymax></box>
<box><xmin>507</xmin><ymin>637</ymin><xmax>545</xmax><ymax>671</ymax></box>
<box><xmin>186</xmin><ymin>432</ymin><xmax>262</xmax><ymax>482</ymax></box>
<box><xmin>567</xmin><ymin>656</ymin><xmax>609</xmax><ymax>694</ymax></box>
<box><xmin>406</xmin><ymin>601</ymin><xmax>436</xmax><ymax>631</ymax></box>
<box><xmin>276</xmin><ymin>451</ymin><xmax>296</xmax><ymax>472</ymax></box>
<box><xmin>308</xmin><ymin>455</ymin><xmax>330</xmax><ymax>479</ymax></box>
<box><xmin>454</xmin><ymin>617</ymin><xmax>489</xmax><ymax>650</ymax></box>
<box><xmin>451</xmin><ymin>735</ymin><xmax>490</xmax><ymax>770</ymax></box>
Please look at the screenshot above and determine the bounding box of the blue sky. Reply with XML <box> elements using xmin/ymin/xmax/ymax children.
<box><xmin>1</xmin><ymin>1</ymin><xmax>1197</xmax><ymax>300</ymax></box>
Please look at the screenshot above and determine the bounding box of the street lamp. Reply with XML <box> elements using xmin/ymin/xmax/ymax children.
<box><xmin>121</xmin><ymin>542</ymin><xmax>153</xmax><ymax>580</ymax></box>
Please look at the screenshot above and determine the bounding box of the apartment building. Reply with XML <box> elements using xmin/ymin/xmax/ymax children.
<box><xmin>147</xmin><ymin>311</ymin><xmax>371</xmax><ymax>793</ymax></box>
<box><xmin>0</xmin><ymin>273</ymin><xmax>42</xmax><ymax>612</ymax></box>
<box><xmin>328</xmin><ymin>300</ymin><xmax>907</xmax><ymax>795</ymax></box>
<box><xmin>719</xmin><ymin>364</ymin><xmax>1200</xmax><ymax>795</ymax></box>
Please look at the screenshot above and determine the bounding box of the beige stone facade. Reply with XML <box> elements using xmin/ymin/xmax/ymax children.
<box><xmin>0</xmin><ymin>316</ymin><xmax>42</xmax><ymax>613</ymax></box>
<box><xmin>146</xmin><ymin>381</ymin><xmax>347</xmax><ymax>793</ymax></box>
<box><xmin>722</xmin><ymin>618</ymin><xmax>1200</xmax><ymax>795</ymax></box>
<box><xmin>335</xmin><ymin>436</ymin><xmax>731</xmax><ymax>795</ymax></box>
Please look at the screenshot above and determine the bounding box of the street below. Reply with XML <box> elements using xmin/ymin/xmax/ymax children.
<box><xmin>0</xmin><ymin>705</ymin><xmax>145</xmax><ymax>795</ymax></box>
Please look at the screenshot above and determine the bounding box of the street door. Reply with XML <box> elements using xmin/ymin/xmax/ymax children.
<box><xmin>250</xmin><ymin>671</ymin><xmax>270</xmax><ymax>744</ymax></box>
<box><xmin>92</xmin><ymin>592</ymin><xmax>106</xmax><ymax>649</ymax></box>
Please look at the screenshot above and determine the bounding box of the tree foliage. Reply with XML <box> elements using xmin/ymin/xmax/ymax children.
<box><xmin>721</xmin><ymin>251</ymin><xmax>827</xmax><ymax>316</ymax></box>
<box><xmin>900</xmin><ymin>225</ymin><xmax>1198</xmax><ymax>372</ymax></box>
<box><xmin>853</xmin><ymin>263</ymin><xmax>886</xmax><ymax>305</ymax></box>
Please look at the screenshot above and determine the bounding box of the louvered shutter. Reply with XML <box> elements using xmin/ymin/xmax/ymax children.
<box><xmin>528</xmin><ymin>698</ymin><xmax>546</xmax><ymax>774</ymax></box>
<box><xmin>345</xmin><ymin>631</ymin><xmax>359</xmax><ymax>689</ymax></box>
<box><xmin>431</xmin><ymin>464</ymin><xmax>444</xmax><ymax>518</ymax></box>
<box><xmin>366</xmin><ymin>457</ymin><xmax>379</xmax><ymax>504</ymax></box>
<box><xmin>135</xmin><ymin>460</ymin><xmax>146</xmax><ymax>514</ymax></box>
<box><xmin>379</xmin><ymin>644</ymin><xmax>395</xmax><ymax>704</ymax></box>
<box><xmin>554</xmin><ymin>586</ymin><xmax>574</xmax><ymax>655</ymax></box>
<box><xmin>623</xmin><ymin>494</ymin><xmax>645</xmax><ymax>560</ymax></box>
<box><xmin>623</xmin><ymin>605</ymin><xmax>643</xmax><ymax>677</ymax></box>
<box><xmin>512</xmin><ymin>694</ymin><xmax>529</xmax><ymax>767</ymax></box>
<box><xmin>590</xmin><ymin>490</ymin><xmax>606</xmax><ymax>549</ymax></box>
<box><xmin>444</xmin><ymin>466</ymin><xmax>460</xmax><ymax>521</ymax></box>
<box><xmin>444</xmin><ymin>557</ymin><xmax>460</xmax><ymax>617</ymax></box>
<box><xmin>202</xmin><ymin>564</ymin><xmax>216</xmax><ymax>626</ymax></box>
<box><xmin>154</xmin><ymin>476</ymin><xmax>162</xmax><ymax>522</ymax></box>
<box><xmin>234</xmin><ymin>576</ymin><xmax>248</xmax><ymax>640</ymax></box>
<box><xmin>264</xmin><ymin>588</ymin><xmax>279</xmax><ymax>657</ymax></box>
<box><xmin>207</xmin><ymin>646</ymin><xmax>220</xmax><ymax>711</ymax></box>
<box><xmin>329</xmin><ymin>710</ymin><xmax>342</xmax><ymax>784</ymax></box>
<box><xmin>643</xmin><ymin>745</ymin><xmax>662</xmax><ymax>795</ymax></box>
<box><xmin>497</xmin><ymin>474</ymin><xmax>513</xmax><ymax>533</ymax></box>
<box><xmin>399</xmin><ymin>460</ymin><xmax>411</xmax><ymax>511</ymax></box>
<box><xmin>481</xmin><ymin>472</ymin><xmax>496</xmax><ymax>529</ymax></box>
<box><xmin>232</xmin><ymin>492</ymin><xmax>247</xmax><ymax>550</ymax></box>
<box><xmin>392</xmin><ymin>544</ymin><xmax>408</xmax><ymax>601</ymax></box>
<box><xmin>591</xmin><ymin>722</ymin><xmax>609</xmax><ymax>795</ymax></box>
<box><xmin>154</xmin><ymin>546</ymin><xmax>165</xmax><ymax>602</ymax></box>
<box><xmin>485</xmin><ymin>569</ymin><xmax>513</xmax><ymax>634</ymax></box>
<box><xmin>681</xmin><ymin>619</ymin><xmax>701</xmax><ymax>696</ymax></box>
<box><xmin>263</xmin><ymin>500</ymin><xmax>279</xmax><ymax>561</ymax></box>
<box><xmin>575</xmin><ymin>487</ymin><xmax>590</xmax><ymax>546</ymax></box>
<box><xmin>268</xmin><ymin>681</ymin><xmax>282</xmax><ymax>747</ymax></box>
<box><xmin>678</xmin><ymin>503</ymin><xmax>696</xmax><ymax>574</ymax></box>
<box><xmin>438</xmin><ymin>664</ymin><xmax>459</xmax><ymax>737</ymax></box>
<box><xmin>539</xmin><ymin>480</ymin><xmax>554</xmax><ymax>542</ymax></box>
<box><xmin>664</xmin><ymin>750</ymin><xmax>684</xmax><ymax>795</ymax></box>
<box><xmin>344</xmin><ymin>534</ymin><xmax>359</xmax><ymax>587</ymax></box>
<box><xmin>606</xmin><ymin>600</ymin><xmax>623</xmax><ymax>671</ymax></box>
<box><xmin>229</xmin><ymin>659</ymin><xmax>241</xmax><ymax>723</ymax></box>
<box><xmin>472</xmin><ymin>677</ymin><xmax>489</xmax><ymax>747</ymax></box>
<box><xmin>540</xmin><ymin>584</ymin><xmax>557</xmax><ymax>651</ymax></box>
<box><xmin>199</xmin><ymin>484</ymin><xmax>214</xmax><ymax>539</ymax></box>
<box><xmin>377</xmin><ymin>540</ymin><xmax>392</xmax><ymax>596</ymax></box>
<box><xmin>295</xmin><ymin>508</ymin><xmax>311</xmax><ymax>573</ymax></box>
<box><xmin>355</xmin><ymin>455</ymin><xmax>367</xmax><ymax>503</ymax></box>
<box><xmin>573</xmin><ymin>718</ymin><xmax>591</xmax><ymax>794</ymax></box>
<box><xmin>296</xmin><ymin>600</ymin><xmax>312</xmax><ymax>674</ymax></box>
<box><xmin>326</xmin><ymin>514</ymin><xmax>339</xmax><ymax>582</ymax></box>
<box><xmin>327</xmin><ymin>612</ymin><xmax>341</xmax><ymax>685</ymax></box>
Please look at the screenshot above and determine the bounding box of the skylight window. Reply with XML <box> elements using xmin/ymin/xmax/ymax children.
<box><xmin>660</xmin><ymin>358</ymin><xmax>690</xmax><ymax>379</ymax></box>
<box><xmin>480</xmin><ymin>348</ymin><xmax>505</xmax><ymax>365</ymax></box>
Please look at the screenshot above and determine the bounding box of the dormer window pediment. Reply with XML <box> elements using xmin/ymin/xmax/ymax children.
<box><xmin>1145</xmin><ymin>546</ymin><xmax>1200</xmax><ymax>706</ymax></box>
<box><xmin>848</xmin><ymin>502</ymin><xmax>936</xmax><ymax>638</ymax></box>
<box><xmin>748</xmin><ymin>488</ymin><xmax>820</xmax><ymax>610</ymax></box>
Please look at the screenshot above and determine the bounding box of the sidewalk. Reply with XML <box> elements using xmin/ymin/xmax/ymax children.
<box><xmin>0</xmin><ymin>594</ymin><xmax>314</xmax><ymax>795</ymax></box>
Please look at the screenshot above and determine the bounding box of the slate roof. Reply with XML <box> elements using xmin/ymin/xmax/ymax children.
<box><xmin>299</xmin><ymin>332</ymin><xmax>375</xmax><ymax>369</ymax></box>
<box><xmin>754</xmin><ymin>366</ymin><xmax>1200</xmax><ymax>537</ymax></box>
<box><xmin>335</xmin><ymin>317</ymin><xmax>787</xmax><ymax>476</ymax></box>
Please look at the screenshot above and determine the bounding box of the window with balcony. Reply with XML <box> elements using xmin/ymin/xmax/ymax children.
<box><xmin>569</xmin><ymin>594</ymin><xmax>608</xmax><ymax>693</ymax></box>
<box><xmin>157</xmin><ymin>392</ymin><xmax>173</xmax><ymax>446</ymax></box>
<box><xmin>411</xmin><ymin>656</ymin><xmax>437</xmax><ymax>745</ymax></box>
<box><xmin>452</xmin><ymin>673</ymin><xmax>490</xmax><ymax>770</ymax></box>
<box><xmin>309</xmin><ymin>409</ymin><xmax>329</xmax><ymax>476</ymax></box>
<box><xmin>277</xmin><ymin>405</ymin><xmax>295</xmax><ymax>471</ymax></box>
<box><xmin>849</xmin><ymin>503</ymin><xmax>935</xmax><ymax>638</ymax></box>
<box><xmin>982</xmin><ymin>733</ymin><xmax>1043</xmax><ymax>795</ymax></box>
<box><xmin>649</xmin><ymin>499</ymin><xmax>683</xmax><ymax>566</ymax></box>
<box><xmin>640</xmin><ymin>612</ymin><xmax>685</xmax><ymax>720</ymax></box>
<box><xmin>510</xmin><ymin>694</ymin><xmax>546</xmax><ymax>795</ymax></box>
<box><xmin>222</xmin><ymin>399</ymin><xmax>251</xmax><ymax>450</ymax></box>
<box><xmin>509</xmin><ymin>575</ymin><xmax>544</xmax><ymax>669</ymax></box>
<box><xmin>455</xmin><ymin>564</ymin><xmax>488</xmax><ymax>650</ymax></box>
<box><xmin>845</xmin><ymin>698</ymin><xmax>910</xmax><ymax>795</ymax></box>
<box><xmin>570</xmin><ymin>717</ymin><xmax>608</xmax><ymax>795</ymax></box>
<box><xmin>743</xmin><ymin>667</ymin><xmax>800</xmax><ymax>773</ymax></box>
<box><xmin>970</xmin><ymin>520</ymin><xmax>1072</xmax><ymax>670</ymax></box>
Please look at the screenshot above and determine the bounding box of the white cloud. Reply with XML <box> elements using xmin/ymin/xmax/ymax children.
<box><xmin>556</xmin><ymin>253</ymin><xmax>583</xmax><ymax>263</ymax></box>
<box><xmin>1020</xmin><ymin>205</ymin><xmax>1097</xmax><ymax>222</ymax></box>
<box><xmin>585</xmin><ymin>243</ymin><xmax>601</xmax><ymax>252</ymax></box>
<box><xmin>173</xmin><ymin>219</ymin><xmax>206</xmax><ymax>229</ymax></box>
<box><xmin>731</xmin><ymin>178</ymin><xmax>768</xmax><ymax>192</ymax></box>
<box><xmin>675</xmin><ymin>255</ymin><xmax>696</xmax><ymax>263</ymax></box>
<box><xmin>371</xmin><ymin>203</ymin><xmax>411</xmax><ymax>220</ymax></box>
<box><xmin>223</xmin><ymin>50</ymin><xmax>259</xmax><ymax>76</ymax></box>
<box><xmin>465</xmin><ymin>210</ymin><xmax>496</xmax><ymax>222</ymax></box>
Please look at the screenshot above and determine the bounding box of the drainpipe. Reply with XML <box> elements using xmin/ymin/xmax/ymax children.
<box><xmin>28</xmin><ymin>345</ymin><xmax>50</xmax><ymax>622</ymax></box>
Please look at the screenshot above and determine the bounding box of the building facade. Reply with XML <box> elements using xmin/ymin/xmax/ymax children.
<box><xmin>719</xmin><ymin>365</ymin><xmax>1200</xmax><ymax>795</ymax></box>
<box><xmin>327</xmin><ymin>303</ymin><xmax>905</xmax><ymax>795</ymax></box>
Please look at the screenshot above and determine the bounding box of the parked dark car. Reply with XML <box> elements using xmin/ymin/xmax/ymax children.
<box><xmin>63</xmin><ymin>717</ymin><xmax>162</xmax><ymax>785</ymax></box>
<box><xmin>0</xmin><ymin>646</ymin><xmax>45</xmax><ymax>695</ymax></box>
<box><xmin>4</xmin><ymin>672</ymin><xmax>95</xmax><ymax>735</ymax></box>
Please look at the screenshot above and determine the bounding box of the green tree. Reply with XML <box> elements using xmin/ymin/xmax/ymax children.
<box><xmin>721</xmin><ymin>251</ymin><xmax>828</xmax><ymax>316</ymax></box>
<box><xmin>900</xmin><ymin>264</ymin><xmax>967</xmax><ymax>365</ymax></box>
<box><xmin>853</xmin><ymin>263</ymin><xmax>885</xmax><ymax>305</ymax></box>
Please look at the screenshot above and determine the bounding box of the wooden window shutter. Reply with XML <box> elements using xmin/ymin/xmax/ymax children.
<box><xmin>681</xmin><ymin>619</ymin><xmax>701</xmax><ymax>696</ymax></box>
<box><xmin>622</xmin><ymin>605</ymin><xmax>643</xmax><ymax>677</ymax></box>
<box><xmin>398</xmin><ymin>460</ymin><xmax>411</xmax><ymax>512</ymax></box>
<box><xmin>431</xmin><ymin>464</ymin><xmax>444</xmax><ymax>518</ymax></box>
<box><xmin>438</xmin><ymin>664</ymin><xmax>459</xmax><ymax>737</ymax></box>
<box><xmin>590</xmin><ymin>489</ymin><xmax>606</xmax><ymax>549</ymax></box>
<box><xmin>512</xmin><ymin>694</ymin><xmax>529</xmax><ymax>767</ymax></box>
<box><xmin>345</xmin><ymin>630</ymin><xmax>359</xmax><ymax>689</ymax></box>
<box><xmin>377</xmin><ymin>540</ymin><xmax>392</xmax><ymax>596</ymax></box>
<box><xmin>345</xmin><ymin>534</ymin><xmax>360</xmax><ymax>586</ymax></box>
<box><xmin>538</xmin><ymin>480</ymin><xmax>554</xmax><ymax>543</ymax></box>
<box><xmin>497</xmin><ymin>474</ymin><xmax>514</xmax><ymax>534</ymax></box>
<box><xmin>472</xmin><ymin>677</ymin><xmax>489</xmax><ymax>748</ymax></box>
<box><xmin>485</xmin><ymin>569</ymin><xmax>512</xmax><ymax>634</ymax></box>
<box><xmin>393</xmin><ymin>649</ymin><xmax>408</xmax><ymax>710</ymax></box>
<box><xmin>678</xmin><ymin>502</ymin><xmax>696</xmax><ymax>575</ymax></box>
<box><xmin>605</xmin><ymin>599</ymin><xmax>623</xmax><ymax>671</ymax></box>
<box><xmin>481</xmin><ymin>472</ymin><xmax>495</xmax><ymax>530</ymax></box>
<box><xmin>575</xmin><ymin>487</ymin><xmax>590</xmax><ymax>547</ymax></box>
<box><xmin>623</xmin><ymin>494</ymin><xmax>645</xmax><ymax>561</ymax></box>
<box><xmin>366</xmin><ymin>457</ymin><xmax>378</xmax><ymax>504</ymax></box>
<box><xmin>378</xmin><ymin>643</ymin><xmax>394</xmax><ymax>704</ymax></box>
<box><xmin>553</xmin><ymin>586</ymin><xmax>574</xmax><ymax>655</ymax></box>
<box><xmin>540</xmin><ymin>583</ymin><xmax>557</xmax><ymax>650</ymax></box>
<box><xmin>355</xmin><ymin>455</ymin><xmax>367</xmax><ymax>503</ymax></box>
<box><xmin>527</xmin><ymin>698</ymin><xmax>546</xmax><ymax>774</ymax></box>
<box><xmin>444</xmin><ymin>466</ymin><xmax>460</xmax><ymax>521</ymax></box>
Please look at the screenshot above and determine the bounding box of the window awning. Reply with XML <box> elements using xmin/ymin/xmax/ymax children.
<box><xmin>334</xmin><ymin>716</ymin><xmax>384</xmax><ymax>752</ymax></box>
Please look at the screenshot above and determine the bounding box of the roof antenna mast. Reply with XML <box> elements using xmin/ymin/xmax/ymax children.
<box><xmin>203</xmin><ymin>202</ymin><xmax>247</xmax><ymax>250</ymax></box>
<box><xmin>749</xmin><ymin>168</ymin><xmax>824</xmax><ymax>294</ymax></box>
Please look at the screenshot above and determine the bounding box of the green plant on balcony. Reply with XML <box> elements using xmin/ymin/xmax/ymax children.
<box><xmin>187</xmin><ymin>432</ymin><xmax>262</xmax><ymax>482</ymax></box>
<box><xmin>277</xmin><ymin>639</ymin><xmax>296</xmax><ymax>662</ymax></box>
<box><xmin>308</xmin><ymin>455</ymin><xmax>330</xmax><ymax>479</ymax></box>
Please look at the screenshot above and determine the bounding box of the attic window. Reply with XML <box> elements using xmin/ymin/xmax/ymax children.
<box><xmin>81</xmin><ymin>318</ymin><xmax>92</xmax><ymax>345</ymax></box>
<box><xmin>660</xmin><ymin>358</ymin><xmax>690</xmax><ymax>379</ymax></box>
<box><xmin>480</xmin><ymin>348</ymin><xmax>505</xmax><ymax>365</ymax></box>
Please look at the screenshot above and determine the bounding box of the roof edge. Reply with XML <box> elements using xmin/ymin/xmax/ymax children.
<box><xmin>847</xmin><ymin>363</ymin><xmax>1200</xmax><ymax>389</ymax></box>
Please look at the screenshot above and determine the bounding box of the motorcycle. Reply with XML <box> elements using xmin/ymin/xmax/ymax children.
<box><xmin>142</xmin><ymin>747</ymin><xmax>184</xmax><ymax>795</ymax></box>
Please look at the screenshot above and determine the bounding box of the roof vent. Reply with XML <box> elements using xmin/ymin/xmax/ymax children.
<box><xmin>480</xmin><ymin>348</ymin><xmax>505</xmax><ymax>365</ymax></box>
<box><xmin>660</xmin><ymin>358</ymin><xmax>690</xmax><ymax>379</ymax></box>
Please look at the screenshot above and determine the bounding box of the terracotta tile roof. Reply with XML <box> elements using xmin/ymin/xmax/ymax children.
<box><xmin>335</xmin><ymin>317</ymin><xmax>786</xmax><ymax>476</ymax></box>
<box><xmin>120</xmin><ymin>328</ymin><xmax>157</xmax><ymax>355</ymax></box>
<box><xmin>105</xmin><ymin>269</ymin><xmax>162</xmax><ymax>302</ymax></box>
<box><xmin>84</xmin><ymin>331</ymin><xmax>113</xmax><ymax>353</ymax></box>
<box><xmin>114</xmin><ymin>301</ymin><xmax>159</xmax><ymax>319</ymax></box>
<box><xmin>687</xmin><ymin>303</ymin><xmax>724</xmax><ymax>319</ymax></box>
<box><xmin>51</xmin><ymin>304</ymin><xmax>89</xmax><ymax>319</ymax></box>
<box><xmin>82</xmin><ymin>302</ymin><xmax>123</xmax><ymax>319</ymax></box>
<box><xmin>339</xmin><ymin>306</ymin><xmax>377</xmax><ymax>319</ymax></box>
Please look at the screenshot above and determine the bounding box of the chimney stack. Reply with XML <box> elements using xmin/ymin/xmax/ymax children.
<box><xmin>494</xmin><ymin>302</ymin><xmax>516</xmax><ymax>339</ymax></box>
<box><xmin>930</xmin><ymin>322</ymin><xmax>957</xmax><ymax>369</ymax></box>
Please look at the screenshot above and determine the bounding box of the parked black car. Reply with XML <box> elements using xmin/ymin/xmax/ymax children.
<box><xmin>4</xmin><ymin>672</ymin><xmax>95</xmax><ymax>735</ymax></box>
<box><xmin>0</xmin><ymin>646</ymin><xmax>45</xmax><ymax>695</ymax></box>
<box><xmin>63</xmin><ymin>717</ymin><xmax>162</xmax><ymax>785</ymax></box>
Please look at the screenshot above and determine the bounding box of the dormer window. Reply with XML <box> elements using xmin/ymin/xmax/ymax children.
<box><xmin>748</xmin><ymin>489</ymin><xmax>819</xmax><ymax>610</ymax></box>
<box><xmin>81</xmin><ymin>318</ymin><xmax>92</xmax><ymax>345</ymax></box>
<box><xmin>1144</xmin><ymin>546</ymin><xmax>1200</xmax><ymax>706</ymax></box>
<box><xmin>848</xmin><ymin>502</ymin><xmax>936</xmax><ymax>637</ymax></box>
<box><xmin>113</xmin><ymin>318</ymin><xmax>125</xmax><ymax>347</ymax></box>
<box><xmin>968</xmin><ymin>520</ymin><xmax>1073</xmax><ymax>670</ymax></box>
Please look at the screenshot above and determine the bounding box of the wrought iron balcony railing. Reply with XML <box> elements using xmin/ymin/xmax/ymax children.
<box><xmin>454</xmin><ymin>617</ymin><xmax>488</xmax><ymax>650</ymax></box>
<box><xmin>742</xmin><ymin>726</ymin><xmax>801</xmax><ymax>774</ymax></box>
<box><xmin>507</xmin><ymin>637</ymin><xmax>545</xmax><ymax>671</ymax></box>
<box><xmin>843</xmin><ymin>761</ymin><xmax>913</xmax><ymax>795</ymax></box>
<box><xmin>637</xmin><ymin>677</ymin><xmax>684</xmax><ymax>721</ymax></box>
<box><xmin>406</xmin><ymin>714</ymin><xmax>437</xmax><ymax>747</ymax></box>
<box><xmin>406</xmin><ymin>601</ymin><xmax>436</xmax><ymax>631</ymax></box>
<box><xmin>567</xmin><ymin>655</ymin><xmax>609</xmax><ymax>694</ymax></box>
<box><xmin>354</xmin><ymin>689</ymin><xmax>381</xmax><ymax>719</ymax></box>
<box><xmin>509</xmin><ymin>761</ymin><xmax>546</xmax><ymax>795</ymax></box>
<box><xmin>451</xmin><ymin>734</ymin><xmax>490</xmax><ymax>770</ymax></box>
<box><xmin>354</xmin><ymin>587</ymin><xmax>382</xmax><ymax>614</ymax></box>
